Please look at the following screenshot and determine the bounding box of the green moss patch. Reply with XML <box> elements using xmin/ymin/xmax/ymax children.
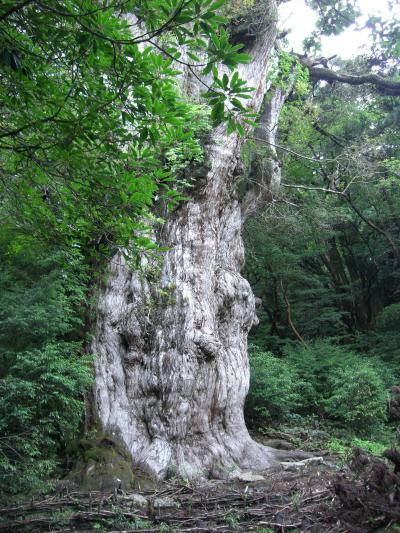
<box><xmin>66</xmin><ymin>433</ymin><xmax>135</xmax><ymax>491</ymax></box>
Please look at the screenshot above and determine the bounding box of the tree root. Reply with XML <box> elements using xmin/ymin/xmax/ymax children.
<box><xmin>272</xmin><ymin>447</ymin><xmax>315</xmax><ymax>462</ymax></box>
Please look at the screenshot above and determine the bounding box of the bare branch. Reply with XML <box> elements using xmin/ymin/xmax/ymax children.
<box><xmin>298</xmin><ymin>58</ymin><xmax>400</xmax><ymax>96</ymax></box>
<box><xmin>254</xmin><ymin>136</ymin><xmax>336</xmax><ymax>163</ymax></box>
<box><xmin>280</xmin><ymin>182</ymin><xmax>344</xmax><ymax>194</ymax></box>
<box><xmin>345</xmin><ymin>193</ymin><xmax>400</xmax><ymax>258</ymax></box>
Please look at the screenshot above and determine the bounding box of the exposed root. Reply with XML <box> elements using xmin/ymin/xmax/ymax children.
<box><xmin>272</xmin><ymin>447</ymin><xmax>315</xmax><ymax>462</ymax></box>
<box><xmin>6</xmin><ymin>446</ymin><xmax>399</xmax><ymax>532</ymax></box>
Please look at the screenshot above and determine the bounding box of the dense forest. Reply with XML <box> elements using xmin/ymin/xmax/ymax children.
<box><xmin>244</xmin><ymin>51</ymin><xmax>400</xmax><ymax>436</ymax></box>
<box><xmin>0</xmin><ymin>0</ymin><xmax>400</xmax><ymax>531</ymax></box>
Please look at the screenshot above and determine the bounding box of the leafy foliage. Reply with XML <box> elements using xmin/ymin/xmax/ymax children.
<box><xmin>327</xmin><ymin>437</ymin><xmax>388</xmax><ymax>456</ymax></box>
<box><xmin>0</xmin><ymin>235</ymin><xmax>91</xmax><ymax>495</ymax></box>
<box><xmin>0</xmin><ymin>0</ymin><xmax>253</xmax><ymax>264</ymax></box>
<box><xmin>246</xmin><ymin>341</ymin><xmax>389</xmax><ymax>434</ymax></box>
<box><xmin>245</xmin><ymin>345</ymin><xmax>301</xmax><ymax>425</ymax></box>
<box><xmin>376</xmin><ymin>304</ymin><xmax>400</xmax><ymax>333</ymax></box>
<box><xmin>323</xmin><ymin>362</ymin><xmax>388</xmax><ymax>431</ymax></box>
<box><xmin>305</xmin><ymin>0</ymin><xmax>360</xmax><ymax>35</ymax></box>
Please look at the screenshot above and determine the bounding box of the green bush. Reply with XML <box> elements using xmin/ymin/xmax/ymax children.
<box><xmin>323</xmin><ymin>361</ymin><xmax>388</xmax><ymax>432</ymax></box>
<box><xmin>376</xmin><ymin>304</ymin><xmax>400</xmax><ymax>333</ymax></box>
<box><xmin>0</xmin><ymin>345</ymin><xmax>92</xmax><ymax>494</ymax></box>
<box><xmin>283</xmin><ymin>340</ymin><xmax>388</xmax><ymax>431</ymax></box>
<box><xmin>0</xmin><ymin>237</ymin><xmax>92</xmax><ymax>495</ymax></box>
<box><xmin>245</xmin><ymin>345</ymin><xmax>301</xmax><ymax>425</ymax></box>
<box><xmin>284</xmin><ymin>339</ymin><xmax>353</xmax><ymax>389</ymax></box>
<box><xmin>327</xmin><ymin>437</ymin><xmax>388</xmax><ymax>456</ymax></box>
<box><xmin>246</xmin><ymin>340</ymin><xmax>389</xmax><ymax>433</ymax></box>
<box><xmin>365</xmin><ymin>305</ymin><xmax>400</xmax><ymax>372</ymax></box>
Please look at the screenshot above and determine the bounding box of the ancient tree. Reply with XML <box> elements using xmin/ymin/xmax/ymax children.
<box><xmin>90</xmin><ymin>0</ymin><xmax>400</xmax><ymax>480</ymax></box>
<box><xmin>90</xmin><ymin>0</ymin><xmax>291</xmax><ymax>480</ymax></box>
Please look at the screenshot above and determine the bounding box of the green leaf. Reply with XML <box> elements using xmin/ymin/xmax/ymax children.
<box><xmin>211</xmin><ymin>101</ymin><xmax>225</xmax><ymax>123</ymax></box>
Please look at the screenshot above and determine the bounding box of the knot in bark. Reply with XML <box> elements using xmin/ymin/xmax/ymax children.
<box><xmin>194</xmin><ymin>332</ymin><xmax>222</xmax><ymax>360</ymax></box>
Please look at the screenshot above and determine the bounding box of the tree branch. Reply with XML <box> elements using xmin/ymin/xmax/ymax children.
<box><xmin>280</xmin><ymin>182</ymin><xmax>343</xmax><ymax>194</ymax></box>
<box><xmin>0</xmin><ymin>0</ymin><xmax>33</xmax><ymax>22</ymax></box>
<box><xmin>254</xmin><ymin>136</ymin><xmax>336</xmax><ymax>162</ymax></box>
<box><xmin>345</xmin><ymin>193</ymin><xmax>400</xmax><ymax>259</ymax></box>
<box><xmin>280</xmin><ymin>280</ymin><xmax>307</xmax><ymax>346</ymax></box>
<box><xmin>0</xmin><ymin>84</ymin><xmax>75</xmax><ymax>140</ymax></box>
<box><xmin>305</xmin><ymin>64</ymin><xmax>400</xmax><ymax>96</ymax></box>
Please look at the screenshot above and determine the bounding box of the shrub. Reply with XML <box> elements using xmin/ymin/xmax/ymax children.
<box><xmin>0</xmin><ymin>239</ymin><xmax>92</xmax><ymax>495</ymax></box>
<box><xmin>282</xmin><ymin>340</ymin><xmax>388</xmax><ymax>431</ymax></box>
<box><xmin>283</xmin><ymin>339</ymin><xmax>354</xmax><ymax>391</ymax></box>
<box><xmin>350</xmin><ymin>438</ymin><xmax>387</xmax><ymax>456</ymax></box>
<box><xmin>366</xmin><ymin>304</ymin><xmax>400</xmax><ymax>372</ymax></box>
<box><xmin>327</xmin><ymin>437</ymin><xmax>388</xmax><ymax>456</ymax></box>
<box><xmin>0</xmin><ymin>344</ymin><xmax>92</xmax><ymax>494</ymax></box>
<box><xmin>246</xmin><ymin>339</ymin><xmax>389</xmax><ymax>434</ymax></box>
<box><xmin>323</xmin><ymin>362</ymin><xmax>388</xmax><ymax>432</ymax></box>
<box><xmin>245</xmin><ymin>345</ymin><xmax>301</xmax><ymax>425</ymax></box>
<box><xmin>376</xmin><ymin>304</ymin><xmax>400</xmax><ymax>333</ymax></box>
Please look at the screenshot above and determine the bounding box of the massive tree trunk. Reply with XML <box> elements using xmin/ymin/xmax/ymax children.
<box><xmin>91</xmin><ymin>0</ymin><xmax>289</xmax><ymax>480</ymax></box>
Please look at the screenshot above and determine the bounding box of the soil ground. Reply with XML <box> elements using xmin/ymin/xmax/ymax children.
<box><xmin>1</xmin><ymin>432</ymin><xmax>400</xmax><ymax>533</ymax></box>
<box><xmin>0</xmin><ymin>457</ymin><xmax>375</xmax><ymax>533</ymax></box>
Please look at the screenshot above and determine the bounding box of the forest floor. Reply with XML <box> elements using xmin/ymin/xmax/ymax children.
<box><xmin>0</xmin><ymin>459</ymin><xmax>347</xmax><ymax>533</ymax></box>
<box><xmin>1</xmin><ymin>434</ymin><xmax>400</xmax><ymax>533</ymax></box>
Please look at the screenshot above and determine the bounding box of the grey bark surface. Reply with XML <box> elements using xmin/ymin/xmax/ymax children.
<box><xmin>91</xmin><ymin>0</ymin><xmax>296</xmax><ymax>480</ymax></box>
<box><xmin>241</xmin><ymin>85</ymin><xmax>290</xmax><ymax>218</ymax></box>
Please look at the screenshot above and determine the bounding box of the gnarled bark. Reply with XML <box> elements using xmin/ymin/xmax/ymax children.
<box><xmin>91</xmin><ymin>0</ymin><xmax>298</xmax><ymax>480</ymax></box>
<box><xmin>241</xmin><ymin>83</ymin><xmax>293</xmax><ymax>217</ymax></box>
